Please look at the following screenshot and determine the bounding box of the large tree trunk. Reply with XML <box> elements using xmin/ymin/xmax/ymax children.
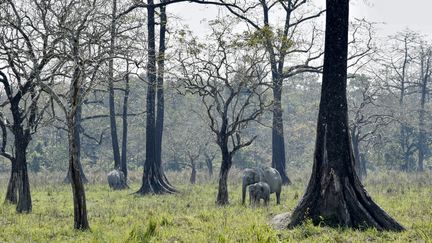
<box><xmin>5</xmin><ymin>159</ymin><xmax>18</xmax><ymax>204</ymax></box>
<box><xmin>136</xmin><ymin>1</ymin><xmax>174</xmax><ymax>195</ymax></box>
<box><xmin>272</xmin><ymin>76</ymin><xmax>291</xmax><ymax>185</ymax></box>
<box><xmin>15</xmin><ymin>136</ymin><xmax>32</xmax><ymax>213</ymax></box>
<box><xmin>216</xmin><ymin>145</ymin><xmax>232</xmax><ymax>205</ymax></box>
<box><xmin>108</xmin><ymin>0</ymin><xmax>121</xmax><ymax>170</ymax></box>
<box><xmin>286</xmin><ymin>0</ymin><xmax>404</xmax><ymax>231</ymax></box>
<box><xmin>7</xmin><ymin>99</ymin><xmax>32</xmax><ymax>212</ymax></box>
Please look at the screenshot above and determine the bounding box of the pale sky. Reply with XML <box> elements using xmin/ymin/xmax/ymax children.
<box><xmin>168</xmin><ymin>1</ymin><xmax>432</xmax><ymax>38</ymax></box>
<box><xmin>349</xmin><ymin>0</ymin><xmax>432</xmax><ymax>37</ymax></box>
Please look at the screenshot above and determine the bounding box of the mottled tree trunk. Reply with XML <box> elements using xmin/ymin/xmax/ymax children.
<box><xmin>15</xmin><ymin>136</ymin><xmax>32</xmax><ymax>213</ymax></box>
<box><xmin>288</xmin><ymin>0</ymin><xmax>404</xmax><ymax>231</ymax></box>
<box><xmin>216</xmin><ymin>146</ymin><xmax>231</xmax><ymax>205</ymax></box>
<box><xmin>272</xmin><ymin>76</ymin><xmax>291</xmax><ymax>185</ymax></box>
<box><xmin>64</xmin><ymin>103</ymin><xmax>88</xmax><ymax>184</ymax></box>
<box><xmin>7</xmin><ymin>98</ymin><xmax>32</xmax><ymax>213</ymax></box>
<box><xmin>5</xmin><ymin>159</ymin><xmax>18</xmax><ymax>204</ymax></box>
<box><xmin>67</xmin><ymin>35</ymin><xmax>89</xmax><ymax>230</ymax></box>
<box><xmin>68</xmin><ymin>118</ymin><xmax>89</xmax><ymax>230</ymax></box>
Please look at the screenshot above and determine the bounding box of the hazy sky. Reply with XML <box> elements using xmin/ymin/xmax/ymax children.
<box><xmin>349</xmin><ymin>0</ymin><xmax>432</xmax><ymax>37</ymax></box>
<box><xmin>168</xmin><ymin>1</ymin><xmax>432</xmax><ymax>38</ymax></box>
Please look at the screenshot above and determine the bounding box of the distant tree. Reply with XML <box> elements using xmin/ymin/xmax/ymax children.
<box><xmin>179</xmin><ymin>21</ymin><xmax>272</xmax><ymax>205</ymax></box>
<box><xmin>415</xmin><ymin>42</ymin><xmax>432</xmax><ymax>172</ymax></box>
<box><xmin>288</xmin><ymin>0</ymin><xmax>404</xmax><ymax>230</ymax></box>
<box><xmin>348</xmin><ymin>74</ymin><xmax>393</xmax><ymax>180</ymax></box>
<box><xmin>380</xmin><ymin>30</ymin><xmax>419</xmax><ymax>170</ymax></box>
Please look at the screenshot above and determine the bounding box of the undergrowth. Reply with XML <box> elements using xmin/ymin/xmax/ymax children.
<box><xmin>0</xmin><ymin>170</ymin><xmax>431</xmax><ymax>242</ymax></box>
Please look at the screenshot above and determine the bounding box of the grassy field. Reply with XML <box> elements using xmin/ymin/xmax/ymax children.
<box><xmin>0</xmin><ymin>170</ymin><xmax>431</xmax><ymax>242</ymax></box>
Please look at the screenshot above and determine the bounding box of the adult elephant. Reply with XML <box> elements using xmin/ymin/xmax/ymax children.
<box><xmin>242</xmin><ymin>166</ymin><xmax>282</xmax><ymax>204</ymax></box>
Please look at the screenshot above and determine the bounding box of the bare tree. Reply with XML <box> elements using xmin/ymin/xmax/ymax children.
<box><xmin>38</xmin><ymin>0</ymin><xmax>111</xmax><ymax>230</ymax></box>
<box><xmin>218</xmin><ymin>0</ymin><xmax>324</xmax><ymax>184</ymax></box>
<box><xmin>0</xmin><ymin>0</ymin><xmax>61</xmax><ymax>213</ymax></box>
<box><xmin>379</xmin><ymin>30</ymin><xmax>419</xmax><ymax>170</ymax></box>
<box><xmin>348</xmin><ymin>74</ymin><xmax>394</xmax><ymax>180</ymax></box>
<box><xmin>178</xmin><ymin>22</ymin><xmax>272</xmax><ymax>205</ymax></box>
<box><xmin>415</xmin><ymin>42</ymin><xmax>432</xmax><ymax>172</ymax></box>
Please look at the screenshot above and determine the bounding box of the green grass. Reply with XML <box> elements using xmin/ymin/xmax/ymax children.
<box><xmin>0</xmin><ymin>171</ymin><xmax>431</xmax><ymax>242</ymax></box>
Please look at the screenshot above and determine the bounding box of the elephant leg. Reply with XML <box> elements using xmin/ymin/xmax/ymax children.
<box><xmin>276</xmin><ymin>191</ymin><xmax>281</xmax><ymax>205</ymax></box>
<box><xmin>242</xmin><ymin>180</ymin><xmax>249</xmax><ymax>205</ymax></box>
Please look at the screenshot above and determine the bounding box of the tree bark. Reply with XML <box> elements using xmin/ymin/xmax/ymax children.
<box><xmin>68</xmin><ymin>117</ymin><xmax>89</xmax><ymax>230</ymax></box>
<box><xmin>287</xmin><ymin>0</ymin><xmax>404</xmax><ymax>231</ymax></box>
<box><xmin>136</xmin><ymin>0</ymin><xmax>175</xmax><ymax>195</ymax></box>
<box><xmin>67</xmin><ymin>35</ymin><xmax>89</xmax><ymax>230</ymax></box>
<box><xmin>7</xmin><ymin>96</ymin><xmax>32</xmax><ymax>213</ymax></box>
<box><xmin>5</xmin><ymin>159</ymin><xmax>18</xmax><ymax>204</ymax></box>
<box><xmin>108</xmin><ymin>0</ymin><xmax>122</xmax><ymax>170</ymax></box>
<box><xmin>272</xmin><ymin>76</ymin><xmax>291</xmax><ymax>185</ymax></box>
<box><xmin>351</xmin><ymin>130</ymin><xmax>365</xmax><ymax>181</ymax></box>
<box><xmin>64</xmin><ymin>102</ymin><xmax>88</xmax><ymax>184</ymax></box>
<box><xmin>216</xmin><ymin>145</ymin><xmax>231</xmax><ymax>205</ymax></box>
<box><xmin>190</xmin><ymin>161</ymin><xmax>196</xmax><ymax>184</ymax></box>
<box><xmin>121</xmin><ymin>64</ymin><xmax>130</xmax><ymax>179</ymax></box>
<box><xmin>205</xmin><ymin>153</ymin><xmax>214</xmax><ymax>179</ymax></box>
<box><xmin>260</xmin><ymin>1</ymin><xmax>291</xmax><ymax>185</ymax></box>
<box><xmin>15</xmin><ymin>136</ymin><xmax>32</xmax><ymax>213</ymax></box>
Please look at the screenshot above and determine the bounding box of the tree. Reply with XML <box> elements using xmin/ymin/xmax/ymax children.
<box><xmin>286</xmin><ymin>0</ymin><xmax>404</xmax><ymax>230</ymax></box>
<box><xmin>380</xmin><ymin>30</ymin><xmax>419</xmax><ymax>170</ymax></box>
<box><xmin>108</xmin><ymin>0</ymin><xmax>122</xmax><ymax>174</ymax></box>
<box><xmin>416</xmin><ymin>42</ymin><xmax>432</xmax><ymax>172</ymax></box>
<box><xmin>38</xmin><ymin>0</ymin><xmax>109</xmax><ymax>230</ymax></box>
<box><xmin>179</xmin><ymin>21</ymin><xmax>272</xmax><ymax>204</ymax></box>
<box><xmin>220</xmin><ymin>0</ymin><xmax>324</xmax><ymax>184</ymax></box>
<box><xmin>348</xmin><ymin>74</ymin><xmax>393</xmax><ymax>180</ymax></box>
<box><xmin>0</xmin><ymin>0</ymin><xmax>60</xmax><ymax>212</ymax></box>
<box><xmin>134</xmin><ymin>0</ymin><xmax>176</xmax><ymax>195</ymax></box>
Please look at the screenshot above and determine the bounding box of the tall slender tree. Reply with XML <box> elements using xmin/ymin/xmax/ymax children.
<box><xmin>136</xmin><ymin>0</ymin><xmax>175</xmax><ymax>194</ymax></box>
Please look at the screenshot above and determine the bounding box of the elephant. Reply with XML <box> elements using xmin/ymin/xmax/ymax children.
<box><xmin>242</xmin><ymin>166</ymin><xmax>282</xmax><ymax>205</ymax></box>
<box><xmin>249</xmin><ymin>182</ymin><xmax>271</xmax><ymax>206</ymax></box>
<box><xmin>107</xmin><ymin>169</ymin><xmax>127</xmax><ymax>190</ymax></box>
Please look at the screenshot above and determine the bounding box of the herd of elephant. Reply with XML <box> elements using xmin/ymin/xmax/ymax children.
<box><xmin>107</xmin><ymin>166</ymin><xmax>283</xmax><ymax>206</ymax></box>
<box><xmin>242</xmin><ymin>166</ymin><xmax>282</xmax><ymax>206</ymax></box>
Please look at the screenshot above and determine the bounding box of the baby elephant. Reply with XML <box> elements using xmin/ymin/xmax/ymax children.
<box><xmin>249</xmin><ymin>182</ymin><xmax>271</xmax><ymax>206</ymax></box>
